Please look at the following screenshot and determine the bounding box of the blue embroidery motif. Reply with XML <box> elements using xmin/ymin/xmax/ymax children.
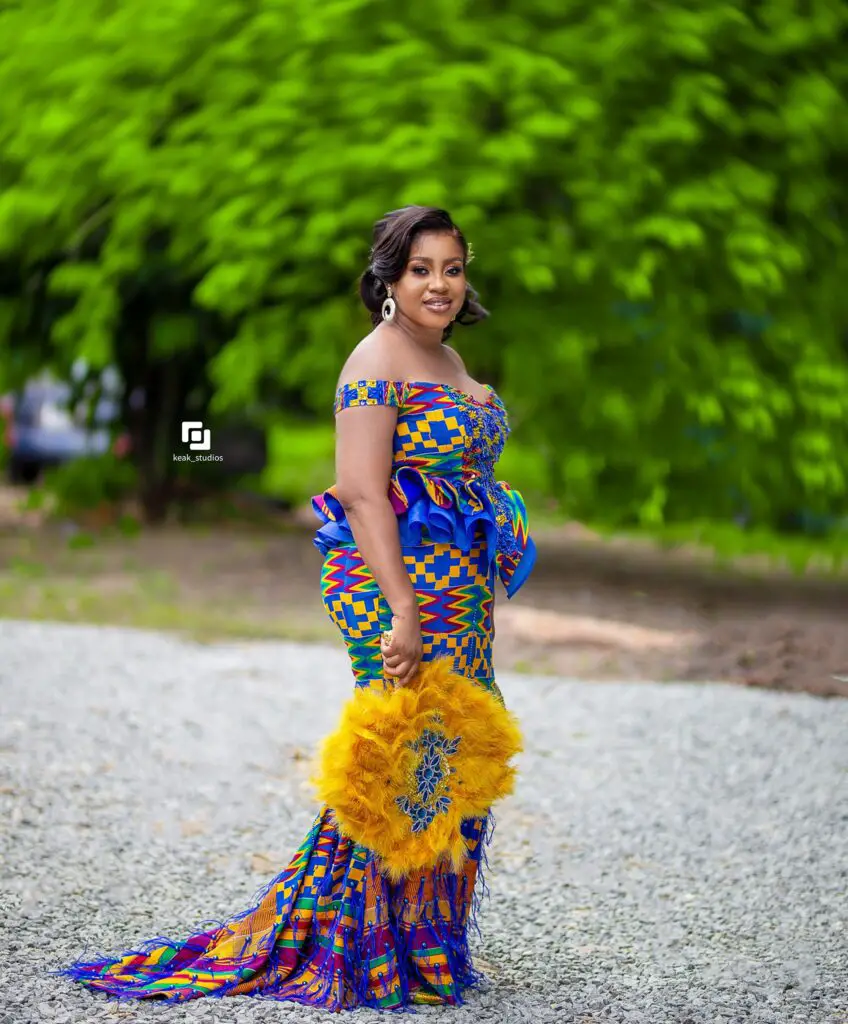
<box><xmin>396</xmin><ymin>725</ymin><xmax>461</xmax><ymax>833</ymax></box>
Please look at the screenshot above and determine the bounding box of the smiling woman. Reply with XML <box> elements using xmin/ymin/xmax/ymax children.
<box><xmin>359</xmin><ymin>206</ymin><xmax>489</xmax><ymax>350</ymax></box>
<box><xmin>56</xmin><ymin>206</ymin><xmax>536</xmax><ymax>1013</ymax></box>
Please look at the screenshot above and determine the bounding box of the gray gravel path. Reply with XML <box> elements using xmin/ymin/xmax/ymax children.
<box><xmin>1</xmin><ymin>619</ymin><xmax>846</xmax><ymax>1024</ymax></box>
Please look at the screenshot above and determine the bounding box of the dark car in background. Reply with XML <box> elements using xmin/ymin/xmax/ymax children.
<box><xmin>2</xmin><ymin>378</ymin><xmax>124</xmax><ymax>484</ymax></box>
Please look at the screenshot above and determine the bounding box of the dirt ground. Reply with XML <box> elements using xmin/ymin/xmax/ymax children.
<box><xmin>1</xmin><ymin>486</ymin><xmax>846</xmax><ymax>699</ymax></box>
<box><xmin>499</xmin><ymin>528</ymin><xmax>847</xmax><ymax>698</ymax></box>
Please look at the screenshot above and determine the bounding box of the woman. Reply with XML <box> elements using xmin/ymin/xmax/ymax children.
<box><xmin>56</xmin><ymin>206</ymin><xmax>536</xmax><ymax>1012</ymax></box>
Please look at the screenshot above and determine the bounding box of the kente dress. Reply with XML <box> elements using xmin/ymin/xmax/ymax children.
<box><xmin>55</xmin><ymin>378</ymin><xmax>536</xmax><ymax>1012</ymax></box>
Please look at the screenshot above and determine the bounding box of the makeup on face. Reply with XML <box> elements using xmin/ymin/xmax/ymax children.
<box><xmin>398</xmin><ymin>233</ymin><xmax>466</xmax><ymax>324</ymax></box>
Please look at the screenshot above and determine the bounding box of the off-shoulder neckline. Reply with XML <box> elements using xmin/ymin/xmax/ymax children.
<box><xmin>404</xmin><ymin>380</ymin><xmax>497</xmax><ymax>406</ymax></box>
<box><xmin>338</xmin><ymin>378</ymin><xmax>499</xmax><ymax>407</ymax></box>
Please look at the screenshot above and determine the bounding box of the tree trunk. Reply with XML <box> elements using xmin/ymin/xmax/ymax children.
<box><xmin>117</xmin><ymin>296</ymin><xmax>188</xmax><ymax>525</ymax></box>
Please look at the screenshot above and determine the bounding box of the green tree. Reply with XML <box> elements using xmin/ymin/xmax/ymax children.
<box><xmin>0</xmin><ymin>0</ymin><xmax>845</xmax><ymax>535</ymax></box>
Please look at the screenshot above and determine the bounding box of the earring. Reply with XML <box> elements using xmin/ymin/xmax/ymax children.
<box><xmin>381</xmin><ymin>284</ymin><xmax>396</xmax><ymax>322</ymax></box>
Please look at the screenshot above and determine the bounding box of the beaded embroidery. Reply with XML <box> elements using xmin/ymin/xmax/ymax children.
<box><xmin>451</xmin><ymin>389</ymin><xmax>522</xmax><ymax>561</ymax></box>
<box><xmin>396</xmin><ymin>724</ymin><xmax>461</xmax><ymax>833</ymax></box>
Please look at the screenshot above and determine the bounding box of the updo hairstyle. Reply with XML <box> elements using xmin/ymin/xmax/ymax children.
<box><xmin>358</xmin><ymin>205</ymin><xmax>489</xmax><ymax>341</ymax></box>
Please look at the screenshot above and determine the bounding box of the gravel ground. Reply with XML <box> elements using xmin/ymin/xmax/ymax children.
<box><xmin>1</xmin><ymin>620</ymin><xmax>846</xmax><ymax>1024</ymax></box>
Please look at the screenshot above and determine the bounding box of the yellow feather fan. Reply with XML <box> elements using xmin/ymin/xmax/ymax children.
<box><xmin>312</xmin><ymin>659</ymin><xmax>523</xmax><ymax>882</ymax></box>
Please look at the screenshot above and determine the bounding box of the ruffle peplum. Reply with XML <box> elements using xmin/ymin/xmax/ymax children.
<box><xmin>312</xmin><ymin>465</ymin><xmax>536</xmax><ymax>598</ymax></box>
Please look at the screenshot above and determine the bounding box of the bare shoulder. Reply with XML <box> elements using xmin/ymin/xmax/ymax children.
<box><xmin>442</xmin><ymin>344</ymin><xmax>468</xmax><ymax>373</ymax></box>
<box><xmin>336</xmin><ymin>328</ymin><xmax>402</xmax><ymax>388</ymax></box>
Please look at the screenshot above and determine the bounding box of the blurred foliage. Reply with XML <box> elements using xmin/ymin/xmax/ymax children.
<box><xmin>646</xmin><ymin>517</ymin><xmax>848</xmax><ymax>574</ymax></box>
<box><xmin>0</xmin><ymin>0</ymin><xmax>846</xmax><ymax>555</ymax></box>
<box><xmin>261</xmin><ymin>419</ymin><xmax>336</xmax><ymax>508</ymax></box>
<box><xmin>38</xmin><ymin>453</ymin><xmax>138</xmax><ymax>518</ymax></box>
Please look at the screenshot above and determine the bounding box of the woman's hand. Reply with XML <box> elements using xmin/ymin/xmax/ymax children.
<box><xmin>381</xmin><ymin>611</ymin><xmax>423</xmax><ymax>687</ymax></box>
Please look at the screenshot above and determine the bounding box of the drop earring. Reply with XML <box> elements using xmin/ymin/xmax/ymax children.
<box><xmin>382</xmin><ymin>284</ymin><xmax>396</xmax><ymax>323</ymax></box>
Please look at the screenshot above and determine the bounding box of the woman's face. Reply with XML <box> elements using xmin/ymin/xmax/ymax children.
<box><xmin>391</xmin><ymin>231</ymin><xmax>466</xmax><ymax>331</ymax></box>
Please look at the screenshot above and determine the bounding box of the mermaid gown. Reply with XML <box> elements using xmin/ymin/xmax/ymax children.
<box><xmin>55</xmin><ymin>379</ymin><xmax>536</xmax><ymax>1011</ymax></box>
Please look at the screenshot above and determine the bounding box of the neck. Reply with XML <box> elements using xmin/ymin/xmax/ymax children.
<box><xmin>388</xmin><ymin>313</ymin><xmax>444</xmax><ymax>350</ymax></box>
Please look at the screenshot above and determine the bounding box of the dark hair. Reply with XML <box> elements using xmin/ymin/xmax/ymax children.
<box><xmin>358</xmin><ymin>205</ymin><xmax>489</xmax><ymax>341</ymax></box>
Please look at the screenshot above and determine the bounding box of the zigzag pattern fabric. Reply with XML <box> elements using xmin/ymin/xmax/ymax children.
<box><xmin>321</xmin><ymin>540</ymin><xmax>498</xmax><ymax>695</ymax></box>
<box><xmin>314</xmin><ymin>380</ymin><xmax>537</xmax><ymax>598</ymax></box>
<box><xmin>56</xmin><ymin>805</ymin><xmax>491</xmax><ymax>1010</ymax></box>
<box><xmin>55</xmin><ymin>376</ymin><xmax>533</xmax><ymax>1012</ymax></box>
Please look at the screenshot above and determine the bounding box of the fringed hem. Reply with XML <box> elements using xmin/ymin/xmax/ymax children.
<box><xmin>50</xmin><ymin>809</ymin><xmax>497</xmax><ymax>1013</ymax></box>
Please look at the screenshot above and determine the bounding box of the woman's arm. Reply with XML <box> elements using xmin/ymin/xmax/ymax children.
<box><xmin>333</xmin><ymin>399</ymin><xmax>422</xmax><ymax>686</ymax></box>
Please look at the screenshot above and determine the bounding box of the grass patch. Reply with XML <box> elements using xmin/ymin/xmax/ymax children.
<box><xmin>7</xmin><ymin>557</ymin><xmax>48</xmax><ymax>578</ymax></box>
<box><xmin>0</xmin><ymin>574</ymin><xmax>337</xmax><ymax>646</ymax></box>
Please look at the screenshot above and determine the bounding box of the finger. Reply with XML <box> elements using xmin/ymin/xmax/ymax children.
<box><xmin>383</xmin><ymin>661</ymin><xmax>408</xmax><ymax>677</ymax></box>
<box><xmin>396</xmin><ymin>665</ymin><xmax>416</xmax><ymax>686</ymax></box>
<box><xmin>398</xmin><ymin>662</ymin><xmax>420</xmax><ymax>686</ymax></box>
<box><xmin>389</xmin><ymin>658</ymin><xmax>415</xmax><ymax>678</ymax></box>
<box><xmin>383</xmin><ymin>647</ymin><xmax>413</xmax><ymax>664</ymax></box>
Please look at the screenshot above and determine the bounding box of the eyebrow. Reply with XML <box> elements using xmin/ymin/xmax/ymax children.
<box><xmin>407</xmin><ymin>256</ymin><xmax>464</xmax><ymax>264</ymax></box>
